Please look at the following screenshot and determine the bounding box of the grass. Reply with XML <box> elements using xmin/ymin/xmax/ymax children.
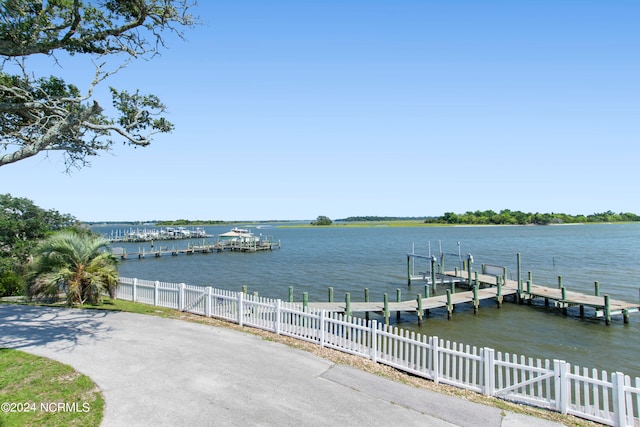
<box><xmin>278</xmin><ymin>220</ymin><xmax>444</xmax><ymax>228</ymax></box>
<box><xmin>0</xmin><ymin>349</ymin><xmax>103</xmax><ymax>427</ymax></box>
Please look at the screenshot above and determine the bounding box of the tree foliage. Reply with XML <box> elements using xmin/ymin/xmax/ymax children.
<box><xmin>0</xmin><ymin>0</ymin><xmax>197</xmax><ymax>170</ymax></box>
<box><xmin>28</xmin><ymin>230</ymin><xmax>118</xmax><ymax>305</ymax></box>
<box><xmin>0</xmin><ymin>193</ymin><xmax>77</xmax><ymax>296</ymax></box>
<box><xmin>0</xmin><ymin>193</ymin><xmax>76</xmax><ymax>265</ymax></box>
<box><xmin>311</xmin><ymin>215</ymin><xmax>333</xmax><ymax>226</ymax></box>
<box><xmin>426</xmin><ymin>210</ymin><xmax>640</xmax><ymax>225</ymax></box>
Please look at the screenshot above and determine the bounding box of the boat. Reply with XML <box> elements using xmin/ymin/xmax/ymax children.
<box><xmin>217</xmin><ymin>227</ymin><xmax>260</xmax><ymax>243</ymax></box>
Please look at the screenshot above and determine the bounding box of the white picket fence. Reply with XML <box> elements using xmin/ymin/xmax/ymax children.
<box><xmin>117</xmin><ymin>277</ymin><xmax>640</xmax><ymax>427</ymax></box>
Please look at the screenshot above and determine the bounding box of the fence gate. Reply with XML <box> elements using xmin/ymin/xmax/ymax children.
<box><xmin>493</xmin><ymin>353</ymin><xmax>556</xmax><ymax>409</ymax></box>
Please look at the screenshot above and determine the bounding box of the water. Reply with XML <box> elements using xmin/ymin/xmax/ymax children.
<box><xmin>96</xmin><ymin>223</ymin><xmax>640</xmax><ymax>378</ymax></box>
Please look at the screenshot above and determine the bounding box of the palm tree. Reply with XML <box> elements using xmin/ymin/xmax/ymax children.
<box><xmin>28</xmin><ymin>230</ymin><xmax>119</xmax><ymax>305</ymax></box>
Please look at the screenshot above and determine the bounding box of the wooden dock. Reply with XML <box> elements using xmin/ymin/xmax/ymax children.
<box><xmin>111</xmin><ymin>238</ymin><xmax>281</xmax><ymax>259</ymax></box>
<box><xmin>303</xmin><ymin>269</ymin><xmax>639</xmax><ymax>325</ymax></box>
<box><xmin>306</xmin><ymin>277</ymin><xmax>516</xmax><ymax>324</ymax></box>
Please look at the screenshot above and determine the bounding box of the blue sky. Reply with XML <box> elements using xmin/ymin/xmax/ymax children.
<box><xmin>2</xmin><ymin>0</ymin><xmax>638</xmax><ymax>222</ymax></box>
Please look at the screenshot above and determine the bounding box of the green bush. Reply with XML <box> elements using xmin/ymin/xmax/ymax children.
<box><xmin>0</xmin><ymin>271</ymin><xmax>24</xmax><ymax>297</ymax></box>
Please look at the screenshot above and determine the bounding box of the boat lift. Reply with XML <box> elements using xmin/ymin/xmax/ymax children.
<box><xmin>407</xmin><ymin>241</ymin><xmax>466</xmax><ymax>289</ymax></box>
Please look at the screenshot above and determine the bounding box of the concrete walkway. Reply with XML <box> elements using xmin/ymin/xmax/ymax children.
<box><xmin>0</xmin><ymin>305</ymin><xmax>566</xmax><ymax>426</ymax></box>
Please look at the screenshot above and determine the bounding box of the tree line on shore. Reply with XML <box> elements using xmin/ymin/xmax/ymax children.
<box><xmin>340</xmin><ymin>210</ymin><xmax>640</xmax><ymax>225</ymax></box>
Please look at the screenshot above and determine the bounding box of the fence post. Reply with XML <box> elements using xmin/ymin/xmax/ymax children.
<box><xmin>237</xmin><ymin>291</ymin><xmax>244</xmax><ymax>327</ymax></box>
<box><xmin>432</xmin><ymin>336</ymin><xmax>440</xmax><ymax>383</ymax></box>
<box><xmin>370</xmin><ymin>320</ymin><xmax>378</xmax><ymax>363</ymax></box>
<box><xmin>483</xmin><ymin>347</ymin><xmax>495</xmax><ymax>396</ymax></box>
<box><xmin>154</xmin><ymin>281</ymin><xmax>159</xmax><ymax>306</ymax></box>
<box><xmin>274</xmin><ymin>299</ymin><xmax>281</xmax><ymax>335</ymax></box>
<box><xmin>611</xmin><ymin>372</ymin><xmax>626</xmax><ymax>427</ymax></box>
<box><xmin>319</xmin><ymin>310</ymin><xmax>326</xmax><ymax>347</ymax></box>
<box><xmin>178</xmin><ymin>283</ymin><xmax>185</xmax><ymax>311</ymax></box>
<box><xmin>205</xmin><ymin>287</ymin><xmax>212</xmax><ymax>317</ymax></box>
<box><xmin>554</xmin><ymin>360</ymin><xmax>568</xmax><ymax>414</ymax></box>
<box><xmin>133</xmin><ymin>278</ymin><xmax>138</xmax><ymax>302</ymax></box>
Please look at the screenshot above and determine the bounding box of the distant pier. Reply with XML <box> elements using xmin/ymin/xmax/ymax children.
<box><xmin>111</xmin><ymin>237</ymin><xmax>281</xmax><ymax>259</ymax></box>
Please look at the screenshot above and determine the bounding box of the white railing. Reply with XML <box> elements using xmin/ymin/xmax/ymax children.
<box><xmin>116</xmin><ymin>277</ymin><xmax>640</xmax><ymax>427</ymax></box>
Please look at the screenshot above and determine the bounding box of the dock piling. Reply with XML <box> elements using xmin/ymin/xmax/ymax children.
<box><xmin>288</xmin><ymin>286</ymin><xmax>294</xmax><ymax>303</ymax></box>
<box><xmin>473</xmin><ymin>285</ymin><xmax>479</xmax><ymax>313</ymax></box>
<box><xmin>383</xmin><ymin>293</ymin><xmax>390</xmax><ymax>325</ymax></box>
<box><xmin>517</xmin><ymin>253</ymin><xmax>522</xmax><ymax>304</ymax></box>
<box><xmin>431</xmin><ymin>257</ymin><xmax>437</xmax><ymax>293</ymax></box>
<box><xmin>446</xmin><ymin>289</ymin><xmax>453</xmax><ymax>319</ymax></box>
<box><xmin>364</xmin><ymin>288</ymin><xmax>370</xmax><ymax>320</ymax></box>
<box><xmin>328</xmin><ymin>287</ymin><xmax>334</xmax><ymax>302</ymax></box>
<box><xmin>345</xmin><ymin>293</ymin><xmax>351</xmax><ymax>317</ymax></box>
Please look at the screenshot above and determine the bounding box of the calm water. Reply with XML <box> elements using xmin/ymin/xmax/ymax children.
<box><xmin>96</xmin><ymin>223</ymin><xmax>640</xmax><ymax>378</ymax></box>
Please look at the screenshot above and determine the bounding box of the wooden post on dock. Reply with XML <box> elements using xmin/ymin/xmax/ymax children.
<box><xmin>303</xmin><ymin>292</ymin><xmax>308</xmax><ymax>312</ymax></box>
<box><xmin>328</xmin><ymin>287</ymin><xmax>334</xmax><ymax>302</ymax></box>
<box><xmin>407</xmin><ymin>255</ymin><xmax>411</xmax><ymax>286</ymax></box>
<box><xmin>467</xmin><ymin>254</ymin><xmax>473</xmax><ymax>287</ymax></box>
<box><xmin>516</xmin><ymin>253</ymin><xmax>522</xmax><ymax>304</ymax></box>
<box><xmin>396</xmin><ymin>288</ymin><xmax>401</xmax><ymax>321</ymax></box>
<box><xmin>623</xmin><ymin>309</ymin><xmax>629</xmax><ymax>324</ymax></box>
<box><xmin>364</xmin><ymin>288</ymin><xmax>370</xmax><ymax>321</ymax></box>
<box><xmin>424</xmin><ymin>285</ymin><xmax>430</xmax><ymax>317</ymax></box>
<box><xmin>242</xmin><ymin>285</ymin><xmax>247</xmax><ymax>294</ymax></box>
<box><xmin>450</xmin><ymin>280</ymin><xmax>455</xmax><ymax>295</ymax></box>
<box><xmin>446</xmin><ymin>289</ymin><xmax>453</xmax><ymax>319</ymax></box>
<box><xmin>594</xmin><ymin>281</ymin><xmax>600</xmax><ymax>296</ymax></box>
<box><xmin>526</xmin><ymin>280</ymin><xmax>532</xmax><ymax>305</ymax></box>
<box><xmin>383</xmin><ymin>293</ymin><xmax>390</xmax><ymax>325</ymax></box>
<box><xmin>473</xmin><ymin>285</ymin><xmax>479</xmax><ymax>314</ymax></box>
<box><xmin>417</xmin><ymin>294</ymin><xmax>423</xmax><ymax>325</ymax></box>
<box><xmin>560</xmin><ymin>286</ymin><xmax>567</xmax><ymax>315</ymax></box>
<box><xmin>345</xmin><ymin>293</ymin><xmax>351</xmax><ymax>317</ymax></box>
<box><xmin>431</xmin><ymin>256</ymin><xmax>437</xmax><ymax>293</ymax></box>
<box><xmin>558</xmin><ymin>275</ymin><xmax>563</xmax><ymax>289</ymax></box>
<box><xmin>496</xmin><ymin>276</ymin><xmax>503</xmax><ymax>308</ymax></box>
<box><xmin>288</xmin><ymin>286</ymin><xmax>294</xmax><ymax>303</ymax></box>
<box><xmin>604</xmin><ymin>294</ymin><xmax>611</xmax><ymax>325</ymax></box>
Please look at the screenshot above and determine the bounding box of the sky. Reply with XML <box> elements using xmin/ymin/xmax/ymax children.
<box><xmin>1</xmin><ymin>0</ymin><xmax>639</xmax><ymax>222</ymax></box>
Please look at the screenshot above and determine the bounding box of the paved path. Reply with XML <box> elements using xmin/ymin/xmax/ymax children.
<box><xmin>0</xmin><ymin>305</ymin><xmax>566</xmax><ymax>426</ymax></box>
